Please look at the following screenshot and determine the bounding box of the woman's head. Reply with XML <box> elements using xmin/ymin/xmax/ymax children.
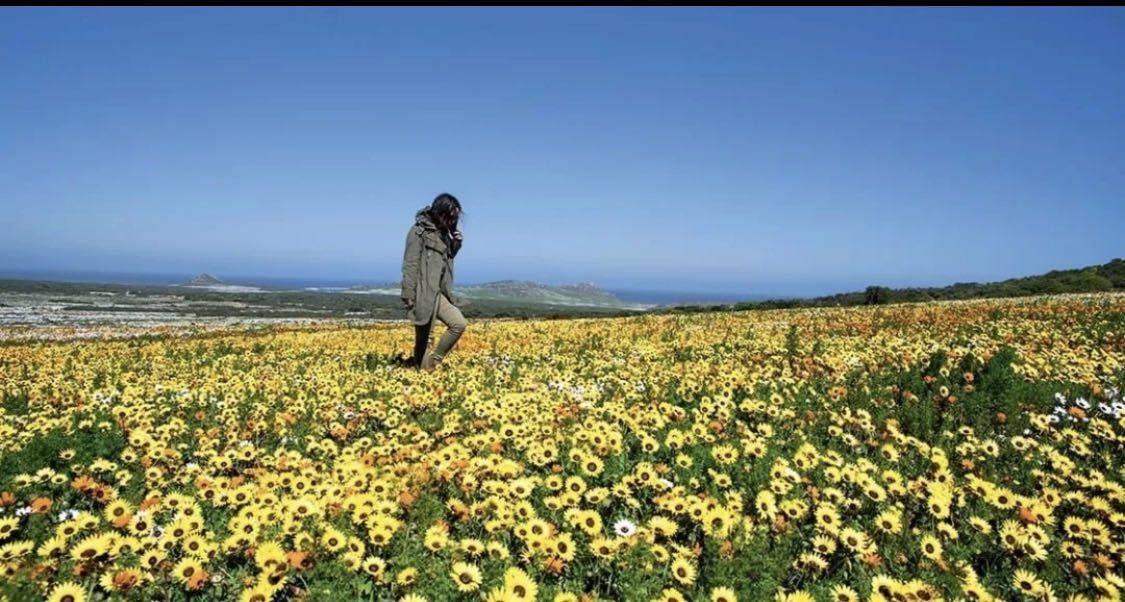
<box><xmin>428</xmin><ymin>193</ymin><xmax>461</xmax><ymax>231</ymax></box>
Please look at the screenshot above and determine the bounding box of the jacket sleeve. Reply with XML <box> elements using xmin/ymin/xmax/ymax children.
<box><xmin>449</xmin><ymin>231</ymin><xmax>463</xmax><ymax>258</ymax></box>
<box><xmin>401</xmin><ymin>226</ymin><xmax>422</xmax><ymax>299</ymax></box>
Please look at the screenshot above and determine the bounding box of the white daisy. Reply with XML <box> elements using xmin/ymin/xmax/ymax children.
<box><xmin>614</xmin><ymin>519</ymin><xmax>637</xmax><ymax>537</ymax></box>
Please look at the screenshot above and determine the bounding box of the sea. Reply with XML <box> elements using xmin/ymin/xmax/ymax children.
<box><xmin>0</xmin><ymin>269</ymin><xmax>779</xmax><ymax>306</ymax></box>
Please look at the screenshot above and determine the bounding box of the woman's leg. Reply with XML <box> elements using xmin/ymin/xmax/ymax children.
<box><xmin>412</xmin><ymin>322</ymin><xmax>432</xmax><ymax>367</ymax></box>
<box><xmin>431</xmin><ymin>295</ymin><xmax>466</xmax><ymax>361</ymax></box>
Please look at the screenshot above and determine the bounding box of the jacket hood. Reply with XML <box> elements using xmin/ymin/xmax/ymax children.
<box><xmin>415</xmin><ymin>208</ymin><xmax>437</xmax><ymax>230</ymax></box>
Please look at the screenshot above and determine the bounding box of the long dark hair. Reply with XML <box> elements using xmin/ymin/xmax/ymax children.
<box><xmin>428</xmin><ymin>193</ymin><xmax>462</xmax><ymax>233</ymax></box>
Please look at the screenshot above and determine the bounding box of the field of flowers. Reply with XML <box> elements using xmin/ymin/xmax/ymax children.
<box><xmin>1</xmin><ymin>294</ymin><xmax>1123</xmax><ymax>602</ymax></box>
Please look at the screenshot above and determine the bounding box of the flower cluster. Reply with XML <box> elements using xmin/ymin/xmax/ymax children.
<box><xmin>0</xmin><ymin>294</ymin><xmax>1122</xmax><ymax>601</ymax></box>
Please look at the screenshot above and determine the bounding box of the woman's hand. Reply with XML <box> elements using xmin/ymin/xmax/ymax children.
<box><xmin>449</xmin><ymin>230</ymin><xmax>463</xmax><ymax>258</ymax></box>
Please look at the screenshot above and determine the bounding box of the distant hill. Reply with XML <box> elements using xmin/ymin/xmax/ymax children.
<box><xmin>461</xmin><ymin>280</ymin><xmax>628</xmax><ymax>307</ymax></box>
<box><xmin>673</xmin><ymin>258</ymin><xmax>1125</xmax><ymax>313</ymax></box>
<box><xmin>349</xmin><ymin>280</ymin><xmax>648</xmax><ymax>310</ymax></box>
<box><xmin>179</xmin><ymin>273</ymin><xmax>265</xmax><ymax>293</ymax></box>
<box><xmin>184</xmin><ymin>273</ymin><xmax>223</xmax><ymax>286</ymax></box>
<box><xmin>824</xmin><ymin>258</ymin><xmax>1125</xmax><ymax>306</ymax></box>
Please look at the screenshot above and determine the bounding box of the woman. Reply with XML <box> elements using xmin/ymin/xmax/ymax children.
<box><xmin>401</xmin><ymin>193</ymin><xmax>466</xmax><ymax>370</ymax></box>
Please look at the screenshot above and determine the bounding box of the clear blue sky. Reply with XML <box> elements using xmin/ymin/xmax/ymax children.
<box><xmin>2</xmin><ymin>7</ymin><xmax>1123</xmax><ymax>296</ymax></box>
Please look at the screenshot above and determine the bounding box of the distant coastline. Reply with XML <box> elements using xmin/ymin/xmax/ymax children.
<box><xmin>0</xmin><ymin>269</ymin><xmax>773</xmax><ymax>306</ymax></box>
